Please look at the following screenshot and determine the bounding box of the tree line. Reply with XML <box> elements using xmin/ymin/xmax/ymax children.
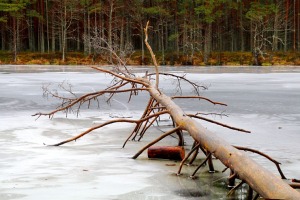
<box><xmin>0</xmin><ymin>0</ymin><xmax>299</xmax><ymax>65</ymax></box>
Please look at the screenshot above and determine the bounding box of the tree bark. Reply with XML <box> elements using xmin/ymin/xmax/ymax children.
<box><xmin>51</xmin><ymin>11</ymin><xmax>55</xmax><ymax>52</ymax></box>
<box><xmin>204</xmin><ymin>23</ymin><xmax>212</xmax><ymax>64</ymax></box>
<box><xmin>146</xmin><ymin>80</ymin><xmax>300</xmax><ymax>199</ymax></box>
<box><xmin>142</xmin><ymin>24</ymin><xmax>300</xmax><ymax>198</ymax></box>
<box><xmin>1</xmin><ymin>25</ymin><xmax>5</xmax><ymax>50</ymax></box>
<box><xmin>12</xmin><ymin>17</ymin><xmax>17</xmax><ymax>62</ymax></box>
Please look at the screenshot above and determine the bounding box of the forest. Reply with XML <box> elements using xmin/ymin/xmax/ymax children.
<box><xmin>0</xmin><ymin>0</ymin><xmax>300</xmax><ymax>65</ymax></box>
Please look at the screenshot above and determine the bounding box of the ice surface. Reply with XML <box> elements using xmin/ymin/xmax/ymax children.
<box><xmin>1</xmin><ymin>66</ymin><xmax>300</xmax><ymax>199</ymax></box>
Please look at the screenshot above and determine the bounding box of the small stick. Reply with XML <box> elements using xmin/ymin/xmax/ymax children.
<box><xmin>177</xmin><ymin>142</ymin><xmax>201</xmax><ymax>175</ymax></box>
<box><xmin>190</xmin><ymin>153</ymin><xmax>212</xmax><ymax>177</ymax></box>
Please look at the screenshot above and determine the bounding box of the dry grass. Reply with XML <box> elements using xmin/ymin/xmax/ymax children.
<box><xmin>0</xmin><ymin>51</ymin><xmax>299</xmax><ymax>66</ymax></box>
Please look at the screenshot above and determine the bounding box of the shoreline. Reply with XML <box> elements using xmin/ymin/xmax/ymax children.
<box><xmin>1</xmin><ymin>64</ymin><xmax>300</xmax><ymax>73</ymax></box>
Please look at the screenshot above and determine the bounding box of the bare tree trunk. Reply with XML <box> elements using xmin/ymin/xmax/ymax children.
<box><xmin>120</xmin><ymin>19</ymin><xmax>124</xmax><ymax>52</ymax></box>
<box><xmin>273</xmin><ymin>6</ymin><xmax>279</xmax><ymax>51</ymax></box>
<box><xmin>204</xmin><ymin>23</ymin><xmax>212</xmax><ymax>64</ymax></box>
<box><xmin>45</xmin><ymin>0</ymin><xmax>50</xmax><ymax>53</ymax></box>
<box><xmin>140</xmin><ymin>23</ymin><xmax>145</xmax><ymax>65</ymax></box>
<box><xmin>61</xmin><ymin>1</ymin><xmax>67</xmax><ymax>62</ymax></box>
<box><xmin>293</xmin><ymin>0</ymin><xmax>296</xmax><ymax>51</ymax></box>
<box><xmin>40</xmin><ymin>21</ymin><xmax>45</xmax><ymax>53</ymax></box>
<box><xmin>40</xmin><ymin>0</ymin><xmax>45</xmax><ymax>53</ymax></box>
<box><xmin>239</xmin><ymin>3</ymin><xmax>244</xmax><ymax>52</ymax></box>
<box><xmin>161</xmin><ymin>22</ymin><xmax>165</xmax><ymax>65</ymax></box>
<box><xmin>108</xmin><ymin>0</ymin><xmax>114</xmax><ymax>62</ymax></box>
<box><xmin>51</xmin><ymin>11</ymin><xmax>55</xmax><ymax>52</ymax></box>
<box><xmin>1</xmin><ymin>25</ymin><xmax>5</xmax><ymax>50</ymax></box>
<box><xmin>284</xmin><ymin>0</ymin><xmax>289</xmax><ymax>52</ymax></box>
<box><xmin>88</xmin><ymin>10</ymin><xmax>91</xmax><ymax>55</ymax></box>
<box><xmin>77</xmin><ymin>21</ymin><xmax>80</xmax><ymax>51</ymax></box>
<box><xmin>12</xmin><ymin>17</ymin><xmax>17</xmax><ymax>62</ymax></box>
<box><xmin>83</xmin><ymin>9</ymin><xmax>88</xmax><ymax>55</ymax></box>
<box><xmin>28</xmin><ymin>17</ymin><xmax>35</xmax><ymax>51</ymax></box>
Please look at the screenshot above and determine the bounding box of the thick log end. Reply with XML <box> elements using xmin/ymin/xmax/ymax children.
<box><xmin>147</xmin><ymin>146</ymin><xmax>185</xmax><ymax>161</ymax></box>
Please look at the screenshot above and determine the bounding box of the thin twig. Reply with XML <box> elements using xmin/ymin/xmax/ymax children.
<box><xmin>172</xmin><ymin>96</ymin><xmax>227</xmax><ymax>106</ymax></box>
<box><xmin>188</xmin><ymin>114</ymin><xmax>251</xmax><ymax>133</ymax></box>
<box><xmin>190</xmin><ymin>153</ymin><xmax>212</xmax><ymax>177</ymax></box>
<box><xmin>177</xmin><ymin>142</ymin><xmax>201</xmax><ymax>175</ymax></box>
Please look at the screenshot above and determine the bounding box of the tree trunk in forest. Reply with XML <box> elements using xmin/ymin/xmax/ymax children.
<box><xmin>108</xmin><ymin>1</ymin><xmax>113</xmax><ymax>63</ymax></box>
<box><xmin>140</xmin><ymin>23</ymin><xmax>145</xmax><ymax>65</ymax></box>
<box><xmin>120</xmin><ymin>18</ymin><xmax>124</xmax><ymax>53</ymax></box>
<box><xmin>83</xmin><ymin>9</ymin><xmax>88</xmax><ymax>55</ymax></box>
<box><xmin>40</xmin><ymin>0</ymin><xmax>45</xmax><ymax>53</ymax></box>
<box><xmin>45</xmin><ymin>0</ymin><xmax>50</xmax><ymax>53</ymax></box>
<box><xmin>1</xmin><ymin>25</ymin><xmax>5</xmax><ymax>50</ymax></box>
<box><xmin>160</xmin><ymin>22</ymin><xmax>165</xmax><ymax>65</ymax></box>
<box><xmin>61</xmin><ymin>1</ymin><xmax>67</xmax><ymax>62</ymax></box>
<box><xmin>239</xmin><ymin>3</ymin><xmax>244</xmax><ymax>52</ymax></box>
<box><xmin>293</xmin><ymin>0</ymin><xmax>295</xmax><ymax>51</ymax></box>
<box><xmin>76</xmin><ymin>21</ymin><xmax>80</xmax><ymax>52</ymax></box>
<box><xmin>12</xmin><ymin>17</ymin><xmax>17</xmax><ymax>62</ymax></box>
<box><xmin>284</xmin><ymin>0</ymin><xmax>289</xmax><ymax>52</ymax></box>
<box><xmin>28</xmin><ymin>17</ymin><xmax>35</xmax><ymax>51</ymax></box>
<box><xmin>51</xmin><ymin>11</ymin><xmax>55</xmax><ymax>52</ymax></box>
<box><xmin>204</xmin><ymin>23</ymin><xmax>212</xmax><ymax>64</ymax></box>
<box><xmin>40</xmin><ymin>21</ymin><xmax>45</xmax><ymax>53</ymax></box>
<box><xmin>273</xmin><ymin>6</ymin><xmax>279</xmax><ymax>51</ymax></box>
<box><xmin>88</xmin><ymin>11</ymin><xmax>91</xmax><ymax>55</ymax></box>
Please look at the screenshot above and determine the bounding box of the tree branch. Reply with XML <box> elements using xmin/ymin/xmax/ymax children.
<box><xmin>171</xmin><ymin>96</ymin><xmax>227</xmax><ymax>106</ymax></box>
<box><xmin>144</xmin><ymin>21</ymin><xmax>159</xmax><ymax>89</ymax></box>
<box><xmin>188</xmin><ymin>114</ymin><xmax>251</xmax><ymax>133</ymax></box>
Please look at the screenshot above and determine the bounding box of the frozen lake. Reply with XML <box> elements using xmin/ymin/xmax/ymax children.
<box><xmin>0</xmin><ymin>66</ymin><xmax>300</xmax><ymax>199</ymax></box>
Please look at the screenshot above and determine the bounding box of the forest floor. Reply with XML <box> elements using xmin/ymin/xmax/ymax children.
<box><xmin>1</xmin><ymin>51</ymin><xmax>300</xmax><ymax>66</ymax></box>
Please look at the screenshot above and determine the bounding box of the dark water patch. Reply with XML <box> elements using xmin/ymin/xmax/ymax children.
<box><xmin>174</xmin><ymin>189</ymin><xmax>209</xmax><ymax>198</ymax></box>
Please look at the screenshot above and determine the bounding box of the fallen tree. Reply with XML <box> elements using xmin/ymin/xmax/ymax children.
<box><xmin>34</xmin><ymin>22</ymin><xmax>300</xmax><ymax>199</ymax></box>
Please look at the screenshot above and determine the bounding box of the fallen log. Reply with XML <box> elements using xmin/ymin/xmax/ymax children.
<box><xmin>147</xmin><ymin>146</ymin><xmax>185</xmax><ymax>161</ymax></box>
<box><xmin>142</xmin><ymin>21</ymin><xmax>300</xmax><ymax>199</ymax></box>
<box><xmin>34</xmin><ymin>22</ymin><xmax>300</xmax><ymax>199</ymax></box>
<box><xmin>146</xmin><ymin>81</ymin><xmax>300</xmax><ymax>199</ymax></box>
